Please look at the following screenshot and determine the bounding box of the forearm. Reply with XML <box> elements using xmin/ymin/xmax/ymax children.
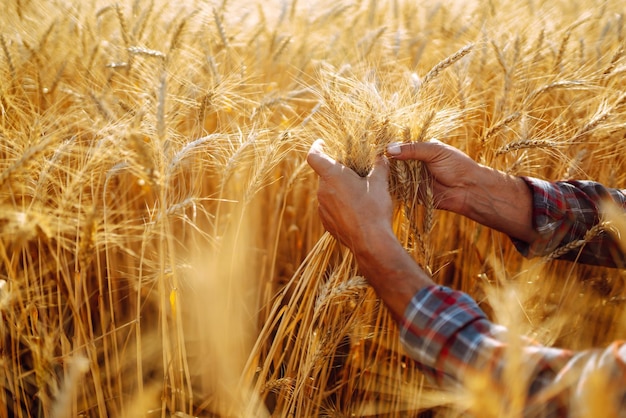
<box><xmin>400</xmin><ymin>284</ymin><xmax>626</xmax><ymax>415</ymax></box>
<box><xmin>351</xmin><ymin>227</ymin><xmax>434</xmax><ymax>321</ymax></box>
<box><xmin>462</xmin><ymin>166</ymin><xmax>539</xmax><ymax>244</ymax></box>
<box><xmin>465</xmin><ymin>324</ymin><xmax>626</xmax><ymax>415</ymax></box>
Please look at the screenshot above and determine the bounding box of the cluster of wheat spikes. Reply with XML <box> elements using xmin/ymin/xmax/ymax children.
<box><xmin>1</xmin><ymin>0</ymin><xmax>626</xmax><ymax>416</ymax></box>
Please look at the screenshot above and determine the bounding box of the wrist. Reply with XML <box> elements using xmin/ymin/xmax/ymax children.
<box><xmin>461</xmin><ymin>165</ymin><xmax>500</xmax><ymax>217</ymax></box>
<box><xmin>448</xmin><ymin>164</ymin><xmax>486</xmax><ymax>218</ymax></box>
<box><xmin>463</xmin><ymin>167</ymin><xmax>538</xmax><ymax>244</ymax></box>
<box><xmin>351</xmin><ymin>227</ymin><xmax>434</xmax><ymax>319</ymax></box>
<box><xmin>351</xmin><ymin>225</ymin><xmax>398</xmax><ymax>263</ymax></box>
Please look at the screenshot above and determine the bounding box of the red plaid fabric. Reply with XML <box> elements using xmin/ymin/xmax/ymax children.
<box><xmin>512</xmin><ymin>177</ymin><xmax>626</xmax><ymax>267</ymax></box>
<box><xmin>401</xmin><ymin>285</ymin><xmax>626</xmax><ymax>417</ymax></box>
<box><xmin>399</xmin><ymin>178</ymin><xmax>626</xmax><ymax>416</ymax></box>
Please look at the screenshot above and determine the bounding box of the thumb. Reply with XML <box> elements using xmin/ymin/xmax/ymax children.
<box><xmin>307</xmin><ymin>139</ymin><xmax>339</xmax><ymax>178</ymax></box>
<box><xmin>369</xmin><ymin>154</ymin><xmax>390</xmax><ymax>183</ymax></box>
<box><xmin>386</xmin><ymin>139</ymin><xmax>445</xmax><ymax>162</ymax></box>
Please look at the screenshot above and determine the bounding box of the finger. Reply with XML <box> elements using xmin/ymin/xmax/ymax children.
<box><xmin>307</xmin><ymin>139</ymin><xmax>340</xmax><ymax>178</ymax></box>
<box><xmin>386</xmin><ymin>139</ymin><xmax>445</xmax><ymax>162</ymax></box>
<box><xmin>369</xmin><ymin>154</ymin><xmax>390</xmax><ymax>183</ymax></box>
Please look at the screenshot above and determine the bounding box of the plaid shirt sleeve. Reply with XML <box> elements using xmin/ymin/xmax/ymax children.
<box><xmin>510</xmin><ymin>177</ymin><xmax>626</xmax><ymax>267</ymax></box>
<box><xmin>400</xmin><ymin>285</ymin><xmax>626</xmax><ymax>416</ymax></box>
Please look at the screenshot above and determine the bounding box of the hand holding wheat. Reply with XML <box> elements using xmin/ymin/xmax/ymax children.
<box><xmin>307</xmin><ymin>139</ymin><xmax>435</xmax><ymax>319</ymax></box>
<box><xmin>307</xmin><ymin>139</ymin><xmax>394</xmax><ymax>253</ymax></box>
<box><xmin>387</xmin><ymin>139</ymin><xmax>481</xmax><ymax>214</ymax></box>
<box><xmin>388</xmin><ymin>140</ymin><xmax>538</xmax><ymax>244</ymax></box>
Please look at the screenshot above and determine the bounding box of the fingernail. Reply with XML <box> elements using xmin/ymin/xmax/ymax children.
<box><xmin>311</xmin><ymin>139</ymin><xmax>324</xmax><ymax>151</ymax></box>
<box><xmin>387</xmin><ymin>142</ymin><xmax>401</xmax><ymax>155</ymax></box>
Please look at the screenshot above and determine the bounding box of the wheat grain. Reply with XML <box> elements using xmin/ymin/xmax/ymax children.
<box><xmin>312</xmin><ymin>3</ymin><xmax>353</xmax><ymax>26</ymax></box>
<box><xmin>314</xmin><ymin>275</ymin><xmax>368</xmax><ymax>314</ymax></box>
<box><xmin>168</xmin><ymin>133</ymin><xmax>221</xmax><ymax>171</ymax></box>
<box><xmin>213</xmin><ymin>8</ymin><xmax>229</xmax><ymax>49</ymax></box>
<box><xmin>78</xmin><ymin>207</ymin><xmax>98</xmax><ymax>271</ymax></box>
<box><xmin>115</xmin><ymin>4</ymin><xmax>132</xmax><ymax>48</ymax></box>
<box><xmin>262</xmin><ymin>377</ymin><xmax>295</xmax><ymax>395</ymax></box>
<box><xmin>45</xmin><ymin>61</ymin><xmax>67</xmax><ymax>97</ymax></box>
<box><xmin>358</xmin><ymin>26</ymin><xmax>387</xmax><ymax>60</ymax></box>
<box><xmin>272</xmin><ymin>35</ymin><xmax>292</xmax><ymax>62</ymax></box>
<box><xmin>498</xmin><ymin>36</ymin><xmax>521</xmax><ymax>113</ymax></box>
<box><xmin>0</xmin><ymin>35</ymin><xmax>16</xmax><ymax>80</ymax></box>
<box><xmin>572</xmin><ymin>92</ymin><xmax>626</xmax><ymax>141</ymax></box>
<box><xmin>496</xmin><ymin>138</ymin><xmax>558</xmax><ymax>155</ymax></box>
<box><xmin>415</xmin><ymin>111</ymin><xmax>436</xmax><ymax>143</ymax></box>
<box><xmin>0</xmin><ymin>136</ymin><xmax>56</xmax><ymax>191</ymax></box>
<box><xmin>420</xmin><ymin>43</ymin><xmax>474</xmax><ymax>89</ymax></box>
<box><xmin>545</xmin><ymin>222</ymin><xmax>607</xmax><ymax>261</ymax></box>
<box><xmin>389</xmin><ymin>158</ymin><xmax>410</xmax><ymax>203</ymax></box>
<box><xmin>483</xmin><ymin>112</ymin><xmax>521</xmax><ymax>142</ymax></box>
<box><xmin>532</xmin><ymin>29</ymin><xmax>545</xmax><ymax>63</ymax></box>
<box><xmin>4</xmin><ymin>1</ymin><xmax>626</xmax><ymax>416</ymax></box>
<box><xmin>168</xmin><ymin>15</ymin><xmax>190</xmax><ymax>54</ymax></box>
<box><xmin>157</xmin><ymin>71</ymin><xmax>167</xmax><ymax>142</ymax></box>
<box><xmin>554</xmin><ymin>14</ymin><xmax>591</xmax><ymax>72</ymax></box>
<box><xmin>491</xmin><ymin>40</ymin><xmax>508</xmax><ymax>75</ymax></box>
<box><xmin>105</xmin><ymin>61</ymin><xmax>129</xmax><ymax>69</ymax></box>
<box><xmin>128</xmin><ymin>46</ymin><xmax>166</xmax><ymax>59</ymax></box>
<box><xmin>89</xmin><ymin>91</ymin><xmax>114</xmax><ymax>121</ymax></box>
<box><xmin>133</xmin><ymin>0</ymin><xmax>155</xmax><ymax>42</ymax></box>
<box><xmin>562</xmin><ymin>149</ymin><xmax>588</xmax><ymax>180</ymax></box>
<box><xmin>603</xmin><ymin>46</ymin><xmax>624</xmax><ymax>76</ymax></box>
<box><xmin>524</xmin><ymin>81</ymin><xmax>586</xmax><ymax>105</ymax></box>
<box><xmin>578</xmin><ymin>38</ymin><xmax>586</xmax><ymax>67</ymax></box>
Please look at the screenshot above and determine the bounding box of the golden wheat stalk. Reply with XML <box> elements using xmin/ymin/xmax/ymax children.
<box><xmin>3</xmin><ymin>1</ymin><xmax>626</xmax><ymax>417</ymax></box>
<box><xmin>419</xmin><ymin>43</ymin><xmax>474</xmax><ymax>90</ymax></box>
<box><xmin>496</xmin><ymin>138</ymin><xmax>559</xmax><ymax>155</ymax></box>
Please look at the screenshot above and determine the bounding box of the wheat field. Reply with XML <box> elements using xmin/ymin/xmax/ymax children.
<box><xmin>1</xmin><ymin>0</ymin><xmax>626</xmax><ymax>416</ymax></box>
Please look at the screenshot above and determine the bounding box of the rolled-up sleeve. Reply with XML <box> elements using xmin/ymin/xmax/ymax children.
<box><xmin>510</xmin><ymin>177</ymin><xmax>626</xmax><ymax>267</ymax></box>
<box><xmin>400</xmin><ymin>285</ymin><xmax>626</xmax><ymax>416</ymax></box>
<box><xmin>400</xmin><ymin>285</ymin><xmax>491</xmax><ymax>385</ymax></box>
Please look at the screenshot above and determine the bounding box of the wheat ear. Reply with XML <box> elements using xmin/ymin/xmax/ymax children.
<box><xmin>0</xmin><ymin>35</ymin><xmax>16</xmax><ymax>80</ymax></box>
<box><xmin>545</xmin><ymin>222</ymin><xmax>607</xmax><ymax>261</ymax></box>
<box><xmin>419</xmin><ymin>43</ymin><xmax>474</xmax><ymax>89</ymax></box>
<box><xmin>496</xmin><ymin>139</ymin><xmax>558</xmax><ymax>155</ymax></box>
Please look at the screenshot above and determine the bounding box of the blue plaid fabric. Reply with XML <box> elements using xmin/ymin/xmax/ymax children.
<box><xmin>512</xmin><ymin>177</ymin><xmax>626</xmax><ymax>266</ymax></box>
<box><xmin>399</xmin><ymin>178</ymin><xmax>626</xmax><ymax>415</ymax></box>
<box><xmin>400</xmin><ymin>285</ymin><xmax>626</xmax><ymax>416</ymax></box>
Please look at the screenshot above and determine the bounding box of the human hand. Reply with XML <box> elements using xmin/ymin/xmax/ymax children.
<box><xmin>307</xmin><ymin>139</ymin><xmax>435</xmax><ymax>318</ymax></box>
<box><xmin>387</xmin><ymin>139</ymin><xmax>538</xmax><ymax>244</ymax></box>
<box><xmin>307</xmin><ymin>139</ymin><xmax>394</xmax><ymax>254</ymax></box>
<box><xmin>387</xmin><ymin>140</ymin><xmax>483</xmax><ymax>215</ymax></box>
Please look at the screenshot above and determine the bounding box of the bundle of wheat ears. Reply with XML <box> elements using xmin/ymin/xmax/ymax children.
<box><xmin>1</xmin><ymin>0</ymin><xmax>626</xmax><ymax>416</ymax></box>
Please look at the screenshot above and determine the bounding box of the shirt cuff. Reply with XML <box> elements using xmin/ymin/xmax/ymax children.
<box><xmin>510</xmin><ymin>176</ymin><xmax>570</xmax><ymax>258</ymax></box>
<box><xmin>400</xmin><ymin>285</ymin><xmax>488</xmax><ymax>383</ymax></box>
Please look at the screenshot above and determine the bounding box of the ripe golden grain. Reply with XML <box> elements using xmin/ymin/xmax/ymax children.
<box><xmin>1</xmin><ymin>0</ymin><xmax>626</xmax><ymax>417</ymax></box>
